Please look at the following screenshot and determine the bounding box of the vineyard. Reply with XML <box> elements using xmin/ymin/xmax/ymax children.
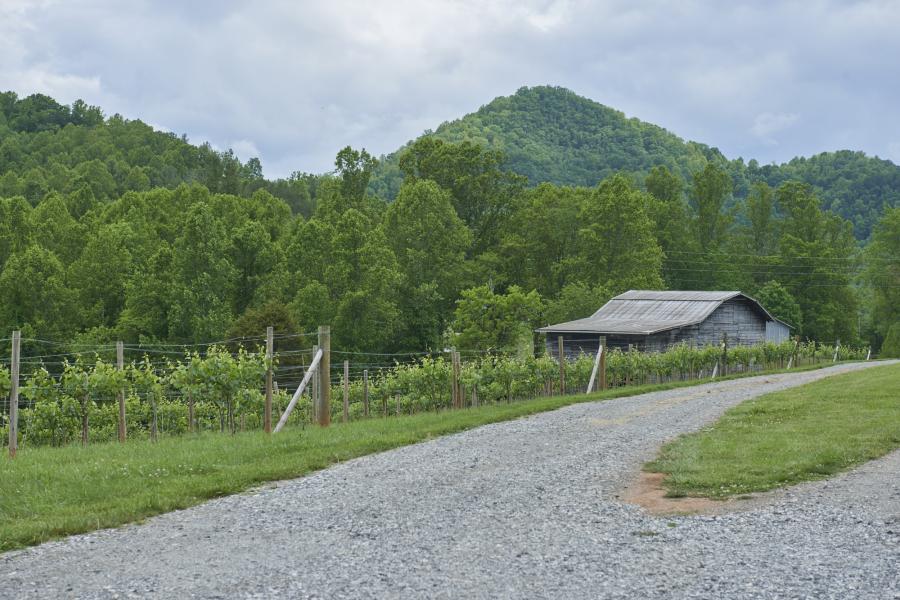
<box><xmin>0</xmin><ymin>333</ymin><xmax>870</xmax><ymax>452</ymax></box>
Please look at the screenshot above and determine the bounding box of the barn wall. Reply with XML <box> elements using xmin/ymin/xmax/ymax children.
<box><xmin>543</xmin><ymin>297</ymin><xmax>783</xmax><ymax>356</ymax></box>
<box><xmin>545</xmin><ymin>333</ymin><xmax>647</xmax><ymax>360</ymax></box>
<box><xmin>695</xmin><ymin>296</ymin><xmax>767</xmax><ymax>346</ymax></box>
<box><xmin>765</xmin><ymin>321</ymin><xmax>791</xmax><ymax>343</ymax></box>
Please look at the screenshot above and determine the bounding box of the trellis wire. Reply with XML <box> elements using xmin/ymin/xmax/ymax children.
<box><xmin>1</xmin><ymin>334</ymin><xmax>872</xmax><ymax>451</ymax></box>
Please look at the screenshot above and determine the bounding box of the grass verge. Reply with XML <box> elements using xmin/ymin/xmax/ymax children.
<box><xmin>645</xmin><ymin>362</ymin><xmax>900</xmax><ymax>499</ymax></box>
<box><xmin>0</xmin><ymin>360</ymin><xmax>871</xmax><ymax>551</ymax></box>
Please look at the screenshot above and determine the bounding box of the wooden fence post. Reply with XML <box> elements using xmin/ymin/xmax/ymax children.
<box><xmin>363</xmin><ymin>369</ymin><xmax>369</xmax><ymax>416</ymax></box>
<box><xmin>116</xmin><ymin>341</ymin><xmax>126</xmax><ymax>443</ymax></box>
<box><xmin>151</xmin><ymin>398</ymin><xmax>158</xmax><ymax>442</ymax></box>
<box><xmin>787</xmin><ymin>336</ymin><xmax>800</xmax><ymax>369</ymax></box>
<box><xmin>451</xmin><ymin>351</ymin><xmax>461</xmax><ymax>409</ymax></box>
<box><xmin>343</xmin><ymin>360</ymin><xmax>349</xmax><ymax>423</ymax></box>
<box><xmin>273</xmin><ymin>347</ymin><xmax>323</xmax><ymax>433</ymax></box>
<box><xmin>721</xmin><ymin>333</ymin><xmax>728</xmax><ymax>377</ymax></box>
<box><xmin>833</xmin><ymin>339</ymin><xmax>840</xmax><ymax>363</ymax></box>
<box><xmin>81</xmin><ymin>385</ymin><xmax>89</xmax><ymax>447</ymax></box>
<box><xmin>8</xmin><ymin>331</ymin><xmax>20</xmax><ymax>458</ymax></box>
<box><xmin>866</xmin><ymin>347</ymin><xmax>871</xmax><ymax>361</ymax></box>
<box><xmin>264</xmin><ymin>326</ymin><xmax>273</xmax><ymax>433</ymax></box>
<box><xmin>188</xmin><ymin>390</ymin><xmax>195</xmax><ymax>434</ymax></box>
<box><xmin>626</xmin><ymin>343</ymin><xmax>634</xmax><ymax>385</ymax></box>
<box><xmin>311</xmin><ymin>344</ymin><xmax>319</xmax><ymax>423</ymax></box>
<box><xmin>557</xmin><ymin>335</ymin><xmax>566</xmax><ymax>395</ymax></box>
<box><xmin>449</xmin><ymin>352</ymin><xmax>457</xmax><ymax>409</ymax></box>
<box><xmin>456</xmin><ymin>352</ymin><xmax>463</xmax><ymax>408</ymax></box>
<box><xmin>317</xmin><ymin>326</ymin><xmax>331</xmax><ymax>426</ymax></box>
<box><xmin>599</xmin><ymin>336</ymin><xmax>607</xmax><ymax>390</ymax></box>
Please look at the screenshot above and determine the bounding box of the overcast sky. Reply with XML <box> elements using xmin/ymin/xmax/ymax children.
<box><xmin>2</xmin><ymin>0</ymin><xmax>898</xmax><ymax>178</ymax></box>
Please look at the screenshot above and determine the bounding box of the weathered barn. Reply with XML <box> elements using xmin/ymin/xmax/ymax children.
<box><xmin>537</xmin><ymin>290</ymin><xmax>792</xmax><ymax>358</ymax></box>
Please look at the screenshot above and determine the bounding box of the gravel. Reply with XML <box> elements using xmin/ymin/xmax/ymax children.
<box><xmin>2</xmin><ymin>361</ymin><xmax>898</xmax><ymax>599</ymax></box>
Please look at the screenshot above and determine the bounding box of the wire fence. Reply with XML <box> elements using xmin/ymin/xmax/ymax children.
<box><xmin>0</xmin><ymin>332</ymin><xmax>873</xmax><ymax>453</ymax></box>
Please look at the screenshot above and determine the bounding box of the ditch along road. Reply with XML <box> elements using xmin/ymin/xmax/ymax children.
<box><xmin>2</xmin><ymin>361</ymin><xmax>898</xmax><ymax>599</ymax></box>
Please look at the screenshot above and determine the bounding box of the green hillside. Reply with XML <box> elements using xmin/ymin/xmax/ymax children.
<box><xmin>0</xmin><ymin>88</ymin><xmax>894</xmax><ymax>355</ymax></box>
<box><xmin>745</xmin><ymin>151</ymin><xmax>900</xmax><ymax>238</ymax></box>
<box><xmin>0</xmin><ymin>91</ymin><xmax>317</xmax><ymax>216</ymax></box>
<box><xmin>370</xmin><ymin>86</ymin><xmax>722</xmax><ymax>198</ymax></box>
<box><xmin>370</xmin><ymin>86</ymin><xmax>899</xmax><ymax>238</ymax></box>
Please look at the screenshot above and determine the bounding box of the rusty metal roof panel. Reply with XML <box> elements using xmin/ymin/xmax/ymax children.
<box><xmin>536</xmin><ymin>290</ymin><xmax>747</xmax><ymax>335</ymax></box>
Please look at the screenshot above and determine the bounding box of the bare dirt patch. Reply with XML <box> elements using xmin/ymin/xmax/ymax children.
<box><xmin>623</xmin><ymin>471</ymin><xmax>764</xmax><ymax>516</ymax></box>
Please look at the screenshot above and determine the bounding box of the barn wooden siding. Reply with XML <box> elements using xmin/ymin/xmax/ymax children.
<box><xmin>545</xmin><ymin>296</ymin><xmax>785</xmax><ymax>359</ymax></box>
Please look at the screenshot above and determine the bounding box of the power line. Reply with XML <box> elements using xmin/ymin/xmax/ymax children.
<box><xmin>663</xmin><ymin>250</ymin><xmax>895</xmax><ymax>262</ymax></box>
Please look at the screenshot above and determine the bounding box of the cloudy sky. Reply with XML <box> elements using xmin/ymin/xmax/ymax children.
<box><xmin>2</xmin><ymin>0</ymin><xmax>898</xmax><ymax>177</ymax></box>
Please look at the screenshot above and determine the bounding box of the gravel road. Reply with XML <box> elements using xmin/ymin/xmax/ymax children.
<box><xmin>2</xmin><ymin>362</ymin><xmax>898</xmax><ymax>599</ymax></box>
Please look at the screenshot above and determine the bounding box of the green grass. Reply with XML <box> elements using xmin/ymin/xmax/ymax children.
<box><xmin>646</xmin><ymin>363</ymin><xmax>900</xmax><ymax>499</ymax></box>
<box><xmin>0</xmin><ymin>361</ymin><xmax>870</xmax><ymax>552</ymax></box>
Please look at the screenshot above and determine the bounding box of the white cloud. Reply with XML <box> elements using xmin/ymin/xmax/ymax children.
<box><xmin>229</xmin><ymin>139</ymin><xmax>262</xmax><ymax>164</ymax></box>
<box><xmin>887</xmin><ymin>142</ymin><xmax>900</xmax><ymax>166</ymax></box>
<box><xmin>1</xmin><ymin>0</ymin><xmax>898</xmax><ymax>175</ymax></box>
<box><xmin>751</xmin><ymin>112</ymin><xmax>799</xmax><ymax>144</ymax></box>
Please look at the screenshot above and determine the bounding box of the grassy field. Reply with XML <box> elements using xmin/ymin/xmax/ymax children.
<box><xmin>0</xmin><ymin>361</ymin><xmax>871</xmax><ymax>552</ymax></box>
<box><xmin>646</xmin><ymin>362</ymin><xmax>900</xmax><ymax>499</ymax></box>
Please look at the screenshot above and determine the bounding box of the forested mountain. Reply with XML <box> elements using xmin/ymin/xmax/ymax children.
<box><xmin>370</xmin><ymin>86</ymin><xmax>899</xmax><ymax>239</ymax></box>
<box><xmin>0</xmin><ymin>89</ymin><xmax>897</xmax><ymax>357</ymax></box>
<box><xmin>745</xmin><ymin>151</ymin><xmax>900</xmax><ymax>239</ymax></box>
<box><xmin>369</xmin><ymin>86</ymin><xmax>720</xmax><ymax>201</ymax></box>
<box><xmin>0</xmin><ymin>92</ymin><xmax>318</xmax><ymax>216</ymax></box>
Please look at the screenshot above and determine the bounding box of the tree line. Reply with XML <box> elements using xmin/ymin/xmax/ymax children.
<box><xmin>1</xmin><ymin>93</ymin><xmax>898</xmax><ymax>357</ymax></box>
<box><xmin>369</xmin><ymin>86</ymin><xmax>900</xmax><ymax>239</ymax></box>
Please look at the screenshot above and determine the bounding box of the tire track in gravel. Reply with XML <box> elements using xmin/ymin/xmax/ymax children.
<box><xmin>1</xmin><ymin>361</ymin><xmax>897</xmax><ymax>599</ymax></box>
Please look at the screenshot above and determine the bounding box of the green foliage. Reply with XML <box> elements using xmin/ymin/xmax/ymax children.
<box><xmin>0</xmin><ymin>88</ymin><xmax>888</xmax><ymax>354</ymax></box>
<box><xmin>10</xmin><ymin>345</ymin><xmax>272</xmax><ymax>446</ymax></box>
<box><xmin>544</xmin><ymin>282</ymin><xmax>612</xmax><ymax>326</ymax></box>
<box><xmin>3</xmin><ymin>337</ymin><xmax>870</xmax><ymax>450</ymax></box>
<box><xmin>775</xmin><ymin>182</ymin><xmax>858</xmax><ymax>342</ymax></box>
<box><xmin>452</xmin><ymin>285</ymin><xmax>543</xmax><ymax>353</ymax></box>
<box><xmin>644</xmin><ymin>166</ymin><xmax>696</xmax><ymax>289</ymax></box>
<box><xmin>382</xmin><ymin>179</ymin><xmax>471</xmax><ymax>349</ymax></box>
<box><xmin>334</xmin><ymin>146</ymin><xmax>378</xmax><ymax>203</ymax></box>
<box><xmin>169</xmin><ymin>202</ymin><xmax>237</xmax><ymax>342</ymax></box>
<box><xmin>372</xmin><ymin>86</ymin><xmax>714</xmax><ymax>195</ymax></box>
<box><xmin>754</xmin><ymin>281</ymin><xmax>802</xmax><ymax>330</ymax></box>
<box><xmin>227</xmin><ymin>301</ymin><xmax>299</xmax><ymax>343</ymax></box>
<box><xmin>691</xmin><ymin>162</ymin><xmax>733</xmax><ymax>253</ymax></box>
<box><xmin>0</xmin><ymin>245</ymin><xmax>76</xmax><ymax>340</ymax></box>
<box><xmin>0</xmin><ymin>92</ymin><xmax>324</xmax><ymax>211</ymax></box>
<box><xmin>864</xmin><ymin>207</ymin><xmax>900</xmax><ymax>348</ymax></box>
<box><xmin>0</xmin><ymin>364</ymin><xmax>9</xmax><ymax>399</ymax></box>
<box><xmin>880</xmin><ymin>322</ymin><xmax>900</xmax><ymax>358</ymax></box>
<box><xmin>371</xmin><ymin>87</ymin><xmax>897</xmax><ymax>240</ymax></box>
<box><xmin>745</xmin><ymin>151</ymin><xmax>900</xmax><ymax>239</ymax></box>
<box><xmin>397</xmin><ymin>137</ymin><xmax>526</xmax><ymax>252</ymax></box>
<box><xmin>499</xmin><ymin>183</ymin><xmax>586</xmax><ymax>296</ymax></box>
<box><xmin>576</xmin><ymin>174</ymin><xmax>664</xmax><ymax>291</ymax></box>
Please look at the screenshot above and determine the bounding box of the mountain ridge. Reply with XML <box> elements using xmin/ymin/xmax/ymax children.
<box><xmin>369</xmin><ymin>85</ymin><xmax>899</xmax><ymax>238</ymax></box>
<box><xmin>1</xmin><ymin>86</ymin><xmax>896</xmax><ymax>238</ymax></box>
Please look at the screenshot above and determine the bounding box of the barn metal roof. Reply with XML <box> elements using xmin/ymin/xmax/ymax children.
<box><xmin>536</xmin><ymin>290</ymin><xmax>785</xmax><ymax>335</ymax></box>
